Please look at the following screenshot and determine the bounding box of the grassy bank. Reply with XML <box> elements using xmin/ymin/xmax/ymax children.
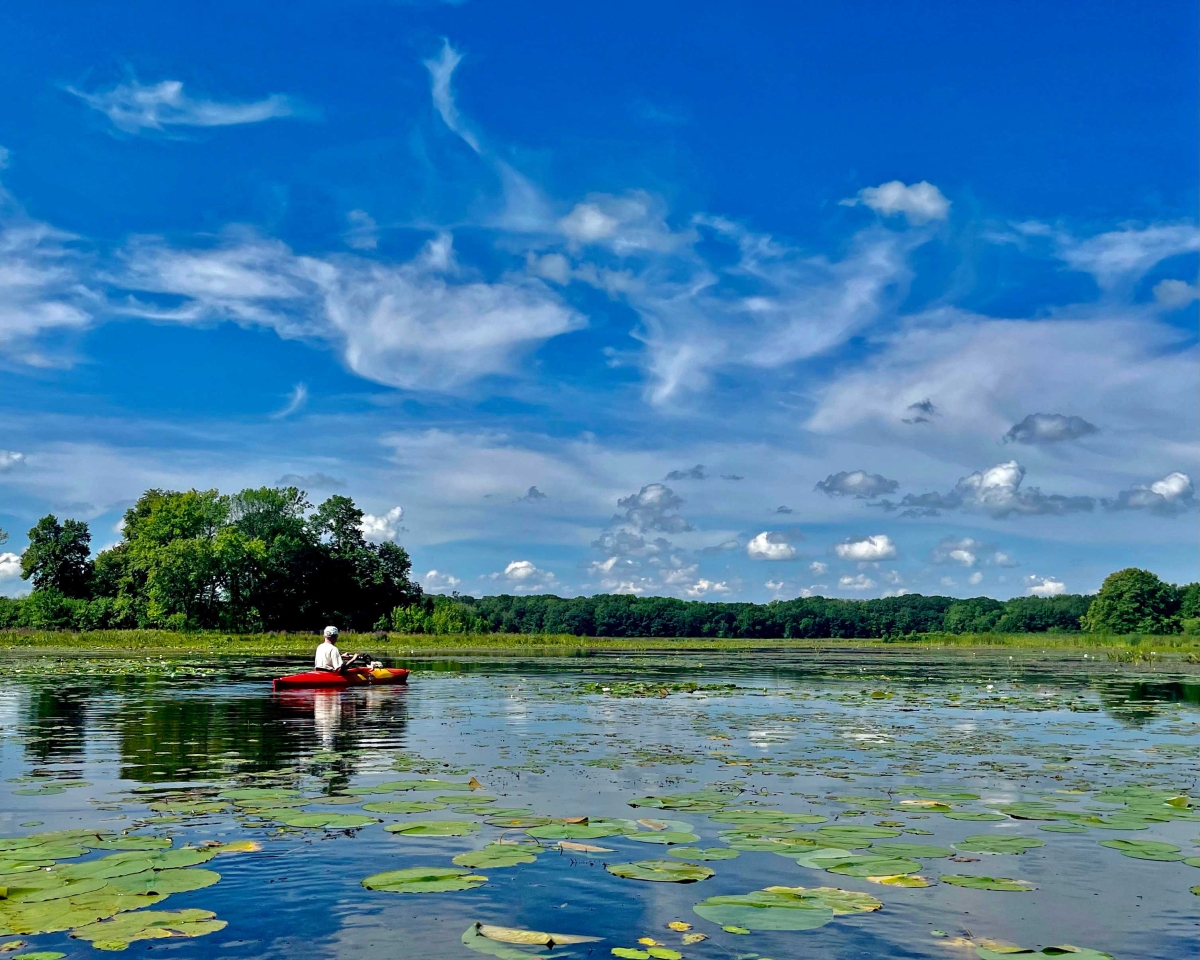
<box><xmin>0</xmin><ymin>628</ymin><xmax>1198</xmax><ymax>657</ymax></box>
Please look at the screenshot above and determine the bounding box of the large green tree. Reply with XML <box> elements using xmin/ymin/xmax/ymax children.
<box><xmin>1081</xmin><ymin>568</ymin><xmax>1180</xmax><ymax>634</ymax></box>
<box><xmin>20</xmin><ymin>515</ymin><xmax>94</xmax><ymax>598</ymax></box>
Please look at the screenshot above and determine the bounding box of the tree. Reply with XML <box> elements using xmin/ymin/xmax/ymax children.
<box><xmin>1081</xmin><ymin>568</ymin><xmax>1180</xmax><ymax>634</ymax></box>
<box><xmin>20</xmin><ymin>516</ymin><xmax>94</xmax><ymax>598</ymax></box>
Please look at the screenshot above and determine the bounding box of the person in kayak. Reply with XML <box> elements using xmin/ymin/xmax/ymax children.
<box><xmin>314</xmin><ymin>626</ymin><xmax>361</xmax><ymax>674</ymax></box>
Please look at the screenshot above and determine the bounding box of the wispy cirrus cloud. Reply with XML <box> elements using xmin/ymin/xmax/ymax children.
<box><xmin>67</xmin><ymin>79</ymin><xmax>299</xmax><ymax>134</ymax></box>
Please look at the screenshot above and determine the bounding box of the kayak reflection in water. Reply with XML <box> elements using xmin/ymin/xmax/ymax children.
<box><xmin>314</xmin><ymin>625</ymin><xmax>362</xmax><ymax>674</ymax></box>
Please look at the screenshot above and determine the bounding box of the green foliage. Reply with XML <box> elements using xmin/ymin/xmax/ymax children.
<box><xmin>21</xmin><ymin>516</ymin><xmax>94</xmax><ymax>598</ymax></box>
<box><xmin>7</xmin><ymin>486</ymin><xmax>422</xmax><ymax>632</ymax></box>
<box><xmin>1082</xmin><ymin>568</ymin><xmax>1181</xmax><ymax>634</ymax></box>
<box><xmin>390</xmin><ymin>595</ymin><xmax>486</xmax><ymax>634</ymax></box>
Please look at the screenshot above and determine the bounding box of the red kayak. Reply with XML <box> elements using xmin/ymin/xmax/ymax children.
<box><xmin>272</xmin><ymin>667</ymin><xmax>410</xmax><ymax>690</ymax></box>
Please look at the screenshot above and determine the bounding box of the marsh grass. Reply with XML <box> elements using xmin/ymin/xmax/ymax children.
<box><xmin>1</xmin><ymin>628</ymin><xmax>1197</xmax><ymax>656</ymax></box>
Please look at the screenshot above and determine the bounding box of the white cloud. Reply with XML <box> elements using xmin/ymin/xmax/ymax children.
<box><xmin>1153</xmin><ymin>278</ymin><xmax>1198</xmax><ymax>308</ymax></box>
<box><xmin>746</xmin><ymin>531</ymin><xmax>798</xmax><ymax>561</ymax></box>
<box><xmin>1057</xmin><ymin>223</ymin><xmax>1199</xmax><ymax>290</ymax></box>
<box><xmin>968</xmin><ymin>571</ymin><xmax>983</xmax><ymax>585</ymax></box>
<box><xmin>0</xmin><ymin>552</ymin><xmax>20</xmax><ymax>579</ymax></box>
<box><xmin>684</xmin><ymin>578</ymin><xmax>730</xmax><ymax>598</ymax></box>
<box><xmin>594</xmin><ymin>482</ymin><xmax>691</xmax><ymax>557</ymax></box>
<box><xmin>68</xmin><ymin>79</ymin><xmax>296</xmax><ymax>133</ymax></box>
<box><xmin>1003</xmin><ymin>413</ymin><xmax>1097</xmax><ymax>445</ymax></box>
<box><xmin>271</xmin><ymin>383</ymin><xmax>308</xmax><ymax>419</ymax></box>
<box><xmin>424</xmin><ymin>40</ymin><xmax>481</xmax><ymax>153</ymax></box>
<box><xmin>1026</xmin><ymin>575</ymin><xmax>1067</xmax><ymax>597</ymax></box>
<box><xmin>877</xmin><ymin>461</ymin><xmax>1096</xmax><ymax>519</ymax></box>
<box><xmin>840</xmin><ymin>180</ymin><xmax>951</xmax><ymax>224</ymax></box>
<box><xmin>883</xmin><ymin>588</ymin><xmax>912</xmax><ymax>597</ymax></box>
<box><xmin>814</xmin><ymin>470</ymin><xmax>898</xmax><ymax>498</ymax></box>
<box><xmin>940</xmin><ymin>576</ymin><xmax>956</xmax><ymax>588</ymax></box>
<box><xmin>422</xmin><ymin>569</ymin><xmax>461</xmax><ymax>592</ymax></box>
<box><xmin>558</xmin><ymin>192</ymin><xmax>686</xmax><ymax>255</ymax></box>
<box><xmin>360</xmin><ymin>506</ymin><xmax>404</xmax><ymax>541</ymax></box>
<box><xmin>0</xmin><ymin>451</ymin><xmax>25</xmax><ymax>471</ymax></box>
<box><xmin>344</xmin><ymin>210</ymin><xmax>379</xmax><ymax>251</ymax></box>
<box><xmin>492</xmin><ymin>559</ymin><xmax>558</xmax><ymax>594</ymax></box>
<box><xmin>117</xmin><ymin>231</ymin><xmax>585</xmax><ymax>391</ymax></box>
<box><xmin>1105</xmin><ymin>471</ymin><xmax>1196</xmax><ymax>517</ymax></box>
<box><xmin>765</xmin><ymin>579</ymin><xmax>785</xmax><ymax>592</ymax></box>
<box><xmin>835</xmin><ymin>534</ymin><xmax>897</xmax><ymax>561</ymax></box>
<box><xmin>839</xmin><ymin>573</ymin><xmax>876</xmax><ymax>591</ymax></box>
<box><xmin>809</xmin><ymin>561</ymin><xmax>829</xmax><ymax>575</ymax></box>
<box><xmin>932</xmin><ymin>536</ymin><xmax>984</xmax><ymax>567</ymax></box>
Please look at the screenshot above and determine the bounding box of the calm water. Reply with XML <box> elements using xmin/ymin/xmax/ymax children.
<box><xmin>0</xmin><ymin>649</ymin><xmax>1197</xmax><ymax>959</ymax></box>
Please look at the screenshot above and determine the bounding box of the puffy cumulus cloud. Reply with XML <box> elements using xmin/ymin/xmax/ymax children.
<box><xmin>1025</xmin><ymin>575</ymin><xmax>1067</xmax><ymax>598</ymax></box>
<box><xmin>968</xmin><ymin>571</ymin><xmax>983</xmax><ymax>585</ymax></box>
<box><xmin>116</xmin><ymin>231</ymin><xmax>584</xmax><ymax>392</ymax></box>
<box><xmin>877</xmin><ymin>462</ymin><xmax>1095</xmax><ymax>519</ymax></box>
<box><xmin>684</xmin><ymin>578</ymin><xmax>730</xmax><ymax>598</ymax></box>
<box><xmin>839</xmin><ymin>573</ymin><xmax>876</xmax><ymax>591</ymax></box>
<box><xmin>1056</xmin><ymin>223</ymin><xmax>1199</xmax><ymax>290</ymax></box>
<box><xmin>68</xmin><ymin>79</ymin><xmax>297</xmax><ymax>134</ymax></box>
<box><xmin>835</xmin><ymin>534</ymin><xmax>897</xmax><ymax>562</ymax></box>
<box><xmin>1003</xmin><ymin>413</ymin><xmax>1097</xmax><ymax>444</ymax></box>
<box><xmin>665</xmin><ymin>464</ymin><xmax>707</xmax><ymax>481</ymax></box>
<box><xmin>1154</xmin><ymin>278</ymin><xmax>1199</xmax><ymax>308</ymax></box>
<box><xmin>360</xmin><ymin>506</ymin><xmax>404</xmax><ymax>542</ymax></box>
<box><xmin>809</xmin><ymin>561</ymin><xmax>829</xmax><ymax>575</ymax></box>
<box><xmin>557</xmin><ymin>191</ymin><xmax>688</xmax><ymax>255</ymax></box>
<box><xmin>746</xmin><ymin>531</ymin><xmax>799</xmax><ymax>561</ymax></box>
<box><xmin>0</xmin><ymin>552</ymin><xmax>20</xmax><ymax>579</ymax></box>
<box><xmin>492</xmin><ymin>559</ymin><xmax>559</xmax><ymax>593</ymax></box>
<box><xmin>422</xmin><ymin>569</ymin><xmax>461</xmax><ymax>592</ymax></box>
<box><xmin>0</xmin><ymin>451</ymin><xmax>25</xmax><ymax>471</ymax></box>
<box><xmin>930</xmin><ymin>536</ymin><xmax>1015</xmax><ymax>568</ymax></box>
<box><xmin>839</xmin><ymin>180</ymin><xmax>950</xmax><ymax>224</ymax></box>
<box><xmin>1104</xmin><ymin>472</ymin><xmax>1196</xmax><ymax>517</ymax></box>
<box><xmin>814</xmin><ymin>470</ymin><xmax>899</xmax><ymax>498</ymax></box>
<box><xmin>594</xmin><ymin>482</ymin><xmax>691</xmax><ymax>557</ymax></box>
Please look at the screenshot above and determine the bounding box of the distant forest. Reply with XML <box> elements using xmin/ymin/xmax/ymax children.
<box><xmin>0</xmin><ymin>486</ymin><xmax>1196</xmax><ymax>637</ymax></box>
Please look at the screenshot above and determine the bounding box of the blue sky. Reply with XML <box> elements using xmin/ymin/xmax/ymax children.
<box><xmin>0</xmin><ymin>0</ymin><xmax>1196</xmax><ymax>601</ymax></box>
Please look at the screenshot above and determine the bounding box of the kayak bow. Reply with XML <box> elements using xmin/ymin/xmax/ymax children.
<box><xmin>272</xmin><ymin>667</ymin><xmax>410</xmax><ymax>690</ymax></box>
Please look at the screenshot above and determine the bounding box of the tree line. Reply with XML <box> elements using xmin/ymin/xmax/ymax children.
<box><xmin>0</xmin><ymin>486</ymin><xmax>1195</xmax><ymax>637</ymax></box>
<box><xmin>0</xmin><ymin>488</ymin><xmax>422</xmax><ymax>631</ymax></box>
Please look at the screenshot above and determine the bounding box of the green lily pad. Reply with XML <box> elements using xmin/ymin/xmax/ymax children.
<box><xmin>269</xmin><ymin>812</ymin><xmax>378</xmax><ymax>829</ymax></box>
<box><xmin>868</xmin><ymin>842</ymin><xmax>954</xmax><ymax>858</ymax></box>
<box><xmin>940</xmin><ymin>874</ymin><xmax>1035</xmax><ymax>891</ymax></box>
<box><xmin>667</xmin><ymin>847</ymin><xmax>739</xmax><ymax>861</ymax></box>
<box><xmin>708</xmin><ymin>811</ymin><xmax>827</xmax><ymax>825</ymax></box>
<box><xmin>453</xmin><ymin>844</ymin><xmax>538</xmax><ymax>868</ymax></box>
<box><xmin>904</xmin><ymin>789</ymin><xmax>980</xmax><ymax>801</ymax></box>
<box><xmin>812</xmin><ymin>826</ymin><xmax>900</xmax><ymax>845</ymax></box>
<box><xmin>484</xmin><ymin>816</ymin><xmax>556</xmax><ymax>829</ymax></box>
<box><xmin>605</xmin><ymin>860</ymin><xmax>714</xmax><ymax>883</ymax></box>
<box><xmin>628</xmin><ymin>791</ymin><xmax>733</xmax><ymax>812</ymax></box>
<box><xmin>83</xmin><ymin>838</ymin><xmax>172</xmax><ymax>852</ymax></box>
<box><xmin>361</xmin><ymin>800</ymin><xmax>446</xmax><ymax>814</ymax></box>
<box><xmin>1098</xmin><ymin>839</ymin><xmax>1185</xmax><ymax>861</ymax></box>
<box><xmin>219</xmin><ymin>788</ymin><xmax>302</xmax><ymax>804</ymax></box>
<box><xmin>721</xmin><ymin>833</ymin><xmax>820</xmax><ymax>853</ymax></box>
<box><xmin>385</xmin><ymin>820</ymin><xmax>480</xmax><ymax>837</ymax></box>
<box><xmin>944</xmin><ymin>812</ymin><xmax>1008</xmax><ymax>822</ymax></box>
<box><xmin>611</xmin><ymin>950</ymin><xmax>649</xmax><ymax>960</ymax></box>
<box><xmin>692</xmin><ymin>885</ymin><xmax>880</xmax><ymax>931</ymax></box>
<box><xmin>146</xmin><ymin>800</ymin><xmax>226</xmax><ymax>815</ymax></box>
<box><xmin>69</xmin><ymin>907</ymin><xmax>226</xmax><ymax>951</ymax></box>
<box><xmin>525</xmin><ymin>822</ymin><xmax>633</xmax><ymax>840</ymax></box>
<box><xmin>976</xmin><ymin>944</ymin><xmax>1115</xmax><ymax>960</ymax></box>
<box><xmin>369</xmin><ymin>779</ymin><xmax>477</xmax><ymax>793</ymax></box>
<box><xmin>10</xmin><ymin>878</ymin><xmax>110</xmax><ymax>903</ymax></box>
<box><xmin>362</xmin><ymin>866</ymin><xmax>486</xmax><ymax>893</ymax></box>
<box><xmin>104</xmin><ymin>868</ymin><xmax>221</xmax><ymax>897</ymax></box>
<box><xmin>955</xmin><ymin>836</ymin><xmax>1046</xmax><ymax>855</ymax></box>
<box><xmin>1039</xmin><ymin>823</ymin><xmax>1089</xmax><ymax>834</ymax></box>
<box><xmin>12</xmin><ymin>952</ymin><xmax>66</xmax><ymax>960</ymax></box>
<box><xmin>992</xmin><ymin>803</ymin><xmax>1076</xmax><ymax>821</ymax></box>
<box><xmin>628</xmin><ymin>831</ymin><xmax>699</xmax><ymax>845</ymax></box>
<box><xmin>823</xmin><ymin>855</ymin><xmax>923</xmax><ymax>878</ymax></box>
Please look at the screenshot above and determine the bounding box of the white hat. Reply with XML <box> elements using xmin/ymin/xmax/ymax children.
<box><xmin>323</xmin><ymin>625</ymin><xmax>339</xmax><ymax>638</ymax></box>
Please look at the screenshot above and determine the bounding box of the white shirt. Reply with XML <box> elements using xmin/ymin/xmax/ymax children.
<box><xmin>314</xmin><ymin>640</ymin><xmax>343</xmax><ymax>671</ymax></box>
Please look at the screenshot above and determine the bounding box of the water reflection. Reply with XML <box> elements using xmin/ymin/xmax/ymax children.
<box><xmin>22</xmin><ymin>686</ymin><xmax>88</xmax><ymax>762</ymax></box>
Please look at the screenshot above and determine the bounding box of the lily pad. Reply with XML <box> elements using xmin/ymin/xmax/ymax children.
<box><xmin>605</xmin><ymin>860</ymin><xmax>714</xmax><ymax>883</ymax></box>
<box><xmin>1098</xmin><ymin>839</ymin><xmax>1185</xmax><ymax>861</ymax></box>
<box><xmin>629</xmin><ymin>791</ymin><xmax>733</xmax><ymax>812</ymax></box>
<box><xmin>708</xmin><ymin>811</ymin><xmax>827</xmax><ymax>825</ymax></box>
<box><xmin>667</xmin><ymin>847</ymin><xmax>739</xmax><ymax>861</ymax></box>
<box><xmin>526</xmin><ymin>822</ymin><xmax>633</xmax><ymax>840</ymax></box>
<box><xmin>628</xmin><ymin>831</ymin><xmax>699</xmax><ymax>845</ymax></box>
<box><xmin>484</xmin><ymin>816</ymin><xmax>556</xmax><ymax>829</ymax></box>
<box><xmin>944</xmin><ymin>812</ymin><xmax>1008</xmax><ymax>822</ymax></box>
<box><xmin>453</xmin><ymin>844</ymin><xmax>538</xmax><ymax>868</ymax></box>
<box><xmin>868</xmin><ymin>842</ymin><xmax>954</xmax><ymax>858</ymax></box>
<box><xmin>820</xmin><ymin>854</ymin><xmax>922</xmax><ymax>877</ymax></box>
<box><xmin>361</xmin><ymin>801</ymin><xmax>446</xmax><ymax>814</ymax></box>
<box><xmin>866</xmin><ymin>874</ymin><xmax>930</xmax><ymax>887</ymax></box>
<box><xmin>940</xmin><ymin>874</ymin><xmax>1035</xmax><ymax>892</ymax></box>
<box><xmin>812</xmin><ymin>826</ymin><xmax>900</xmax><ymax>845</ymax></box>
<box><xmin>104</xmin><ymin>868</ymin><xmax>221</xmax><ymax>897</ymax></box>
<box><xmin>70</xmin><ymin>908</ymin><xmax>226</xmax><ymax>951</ymax></box>
<box><xmin>1039</xmin><ymin>823</ymin><xmax>1089</xmax><ymax>834</ymax></box>
<box><xmin>267</xmin><ymin>812</ymin><xmax>378</xmax><ymax>829</ymax></box>
<box><xmin>692</xmin><ymin>885</ymin><xmax>880</xmax><ymax>931</ymax></box>
<box><xmin>362</xmin><ymin>866</ymin><xmax>487</xmax><ymax>893</ymax></box>
<box><xmin>477</xmin><ymin>923</ymin><xmax>600</xmax><ymax>946</ymax></box>
<box><xmin>385</xmin><ymin>820</ymin><xmax>480</xmax><ymax>837</ymax></box>
<box><xmin>955</xmin><ymin>836</ymin><xmax>1046</xmax><ymax>855</ymax></box>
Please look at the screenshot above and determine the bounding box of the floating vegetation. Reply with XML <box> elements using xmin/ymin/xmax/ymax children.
<box><xmin>605</xmin><ymin>861</ymin><xmax>715</xmax><ymax>883</ymax></box>
<box><xmin>453</xmin><ymin>844</ymin><xmax>539</xmax><ymax>868</ymax></box>
<box><xmin>361</xmin><ymin>867</ymin><xmax>487</xmax><ymax>893</ymax></box>
<box><xmin>1098</xmin><ymin>839</ymin><xmax>1186</xmax><ymax>861</ymax></box>
<box><xmin>939</xmin><ymin>874</ymin><xmax>1036</xmax><ymax>892</ymax></box>
<box><xmin>384</xmin><ymin>820</ymin><xmax>480</xmax><ymax>837</ymax></box>
<box><xmin>69</xmin><ymin>908</ymin><xmax>226</xmax><ymax>951</ymax></box>
<box><xmin>692</xmin><ymin>886</ymin><xmax>881</xmax><ymax>931</ymax></box>
<box><xmin>954</xmin><ymin>836</ymin><xmax>1046</xmax><ymax>855</ymax></box>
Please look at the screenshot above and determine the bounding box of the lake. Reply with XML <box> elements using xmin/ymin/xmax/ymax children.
<box><xmin>0</xmin><ymin>648</ymin><xmax>1196</xmax><ymax>959</ymax></box>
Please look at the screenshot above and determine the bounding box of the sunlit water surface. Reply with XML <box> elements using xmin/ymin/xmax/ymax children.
<box><xmin>1</xmin><ymin>649</ymin><xmax>1197</xmax><ymax>959</ymax></box>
